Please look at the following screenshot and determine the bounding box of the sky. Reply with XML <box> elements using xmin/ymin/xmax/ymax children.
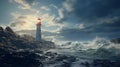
<box><xmin>0</xmin><ymin>0</ymin><xmax>120</xmax><ymax>42</ymax></box>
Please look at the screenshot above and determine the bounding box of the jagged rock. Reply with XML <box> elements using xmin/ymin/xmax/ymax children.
<box><xmin>0</xmin><ymin>46</ymin><xmax>43</xmax><ymax>67</ymax></box>
<box><xmin>81</xmin><ymin>61</ymin><xmax>90</xmax><ymax>67</ymax></box>
<box><xmin>0</xmin><ymin>26</ymin><xmax>59</xmax><ymax>67</ymax></box>
<box><xmin>5</xmin><ymin>26</ymin><xmax>14</xmax><ymax>33</ymax></box>
<box><xmin>3</xmin><ymin>26</ymin><xmax>17</xmax><ymax>39</ymax></box>
<box><xmin>62</xmin><ymin>60</ymin><xmax>72</xmax><ymax>67</ymax></box>
<box><xmin>0</xmin><ymin>26</ymin><xmax>6</xmax><ymax>37</ymax></box>
<box><xmin>0</xmin><ymin>26</ymin><xmax>4</xmax><ymax>31</ymax></box>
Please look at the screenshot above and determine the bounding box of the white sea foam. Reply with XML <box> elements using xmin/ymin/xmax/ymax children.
<box><xmin>52</xmin><ymin>37</ymin><xmax>120</xmax><ymax>59</ymax></box>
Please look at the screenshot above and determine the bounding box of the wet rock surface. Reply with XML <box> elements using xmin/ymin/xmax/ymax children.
<box><xmin>0</xmin><ymin>45</ymin><xmax>77</xmax><ymax>67</ymax></box>
<box><xmin>92</xmin><ymin>59</ymin><xmax>120</xmax><ymax>67</ymax></box>
<box><xmin>0</xmin><ymin>48</ymin><xmax>43</xmax><ymax>67</ymax></box>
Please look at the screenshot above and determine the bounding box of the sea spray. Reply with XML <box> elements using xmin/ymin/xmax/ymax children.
<box><xmin>53</xmin><ymin>37</ymin><xmax>120</xmax><ymax>59</ymax></box>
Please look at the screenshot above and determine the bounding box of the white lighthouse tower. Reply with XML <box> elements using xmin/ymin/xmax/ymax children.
<box><xmin>36</xmin><ymin>18</ymin><xmax>41</xmax><ymax>41</ymax></box>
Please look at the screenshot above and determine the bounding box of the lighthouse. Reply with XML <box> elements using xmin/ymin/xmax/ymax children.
<box><xmin>36</xmin><ymin>18</ymin><xmax>41</xmax><ymax>41</ymax></box>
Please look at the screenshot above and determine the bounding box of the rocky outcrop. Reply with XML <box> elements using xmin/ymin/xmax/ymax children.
<box><xmin>0</xmin><ymin>26</ymin><xmax>4</xmax><ymax>31</ymax></box>
<box><xmin>0</xmin><ymin>45</ymin><xmax>43</xmax><ymax>67</ymax></box>
<box><xmin>0</xmin><ymin>43</ymin><xmax>78</xmax><ymax>67</ymax></box>
<box><xmin>0</xmin><ymin>26</ymin><xmax>16</xmax><ymax>38</ymax></box>
<box><xmin>0</xmin><ymin>26</ymin><xmax>59</xmax><ymax>67</ymax></box>
<box><xmin>5</xmin><ymin>26</ymin><xmax>14</xmax><ymax>33</ymax></box>
<box><xmin>0</xmin><ymin>26</ymin><xmax>55</xmax><ymax>49</ymax></box>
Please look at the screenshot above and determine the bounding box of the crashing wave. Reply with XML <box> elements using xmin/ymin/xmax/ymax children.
<box><xmin>57</xmin><ymin>37</ymin><xmax>120</xmax><ymax>59</ymax></box>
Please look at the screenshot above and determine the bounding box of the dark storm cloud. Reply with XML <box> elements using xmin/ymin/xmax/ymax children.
<box><xmin>56</xmin><ymin>0</ymin><xmax>120</xmax><ymax>25</ymax></box>
<box><xmin>56</xmin><ymin>0</ymin><xmax>120</xmax><ymax>40</ymax></box>
<box><xmin>62</xmin><ymin>0</ymin><xmax>120</xmax><ymax>20</ymax></box>
<box><xmin>56</xmin><ymin>0</ymin><xmax>120</xmax><ymax>27</ymax></box>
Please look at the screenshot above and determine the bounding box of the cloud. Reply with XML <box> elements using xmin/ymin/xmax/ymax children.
<box><xmin>58</xmin><ymin>8</ymin><xmax>64</xmax><ymax>19</ymax></box>
<box><xmin>40</xmin><ymin>6</ymin><xmax>50</xmax><ymax>11</ymax></box>
<box><xmin>11</xmin><ymin>0</ymin><xmax>35</xmax><ymax>9</ymax></box>
<box><xmin>78</xmin><ymin>24</ymin><xmax>85</xmax><ymax>29</ymax></box>
<box><xmin>9</xmin><ymin>0</ymin><xmax>42</xmax><ymax>31</ymax></box>
<box><xmin>74</xmin><ymin>0</ymin><xmax>120</xmax><ymax>18</ymax></box>
<box><xmin>50</xmin><ymin>4</ymin><xmax>58</xmax><ymax>9</ymax></box>
<box><xmin>10</xmin><ymin>12</ymin><xmax>37</xmax><ymax>31</ymax></box>
<box><xmin>62</xmin><ymin>0</ymin><xmax>76</xmax><ymax>12</ymax></box>
<box><xmin>10</xmin><ymin>0</ymin><xmax>61</xmax><ymax>32</ymax></box>
<box><xmin>51</xmin><ymin>0</ymin><xmax>120</xmax><ymax>41</ymax></box>
<box><xmin>8</xmin><ymin>0</ymin><xmax>120</xmax><ymax>41</ymax></box>
<box><xmin>10</xmin><ymin>12</ymin><xmax>61</xmax><ymax>33</ymax></box>
<box><xmin>10</xmin><ymin>0</ymin><xmax>39</xmax><ymax>14</ymax></box>
<box><xmin>56</xmin><ymin>0</ymin><xmax>120</xmax><ymax>23</ymax></box>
